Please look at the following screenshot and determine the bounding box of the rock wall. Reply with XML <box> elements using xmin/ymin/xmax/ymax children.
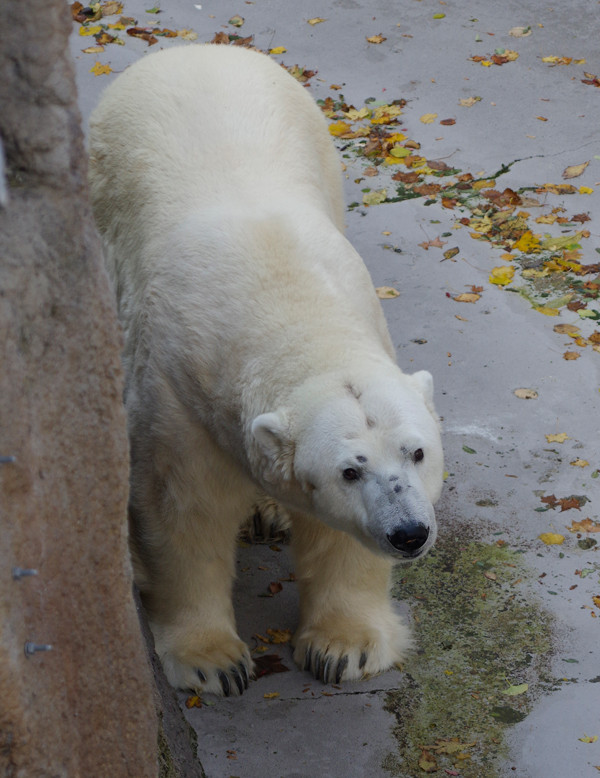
<box><xmin>0</xmin><ymin>1</ymin><xmax>158</xmax><ymax>774</ymax></box>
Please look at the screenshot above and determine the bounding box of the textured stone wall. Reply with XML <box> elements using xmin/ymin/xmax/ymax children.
<box><xmin>0</xmin><ymin>1</ymin><xmax>158</xmax><ymax>774</ymax></box>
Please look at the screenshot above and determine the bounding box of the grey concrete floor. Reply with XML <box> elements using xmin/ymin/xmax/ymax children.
<box><xmin>70</xmin><ymin>1</ymin><xmax>599</xmax><ymax>776</ymax></box>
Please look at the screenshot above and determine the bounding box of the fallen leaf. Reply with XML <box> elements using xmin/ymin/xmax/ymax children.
<box><xmin>489</xmin><ymin>265</ymin><xmax>515</xmax><ymax>285</ymax></box>
<box><xmin>269</xmin><ymin>46</ymin><xmax>287</xmax><ymax>55</ymax></box>
<box><xmin>545</xmin><ymin>432</ymin><xmax>569</xmax><ymax>443</ymax></box>
<box><xmin>126</xmin><ymin>27</ymin><xmax>158</xmax><ymax>45</ymax></box>
<box><xmin>418</xmin><ymin>749</ymin><xmax>438</xmax><ymax>773</ymax></box>
<box><xmin>178</xmin><ymin>28</ymin><xmax>199</xmax><ymax>41</ymax></box>
<box><xmin>228</xmin><ymin>14</ymin><xmax>244</xmax><ymax>27</ymax></box>
<box><xmin>579</xmin><ymin>186</ymin><xmax>594</xmax><ymax>194</ymax></box>
<box><xmin>185</xmin><ymin>695</ymin><xmax>202</xmax><ymax>708</ymax></box>
<box><xmin>563</xmin><ymin>161</ymin><xmax>590</xmax><ymax>179</ymax></box>
<box><xmin>454</xmin><ymin>293</ymin><xmax>480</xmax><ymax>303</ymax></box>
<box><xmin>90</xmin><ymin>61</ymin><xmax>113</xmax><ymax>75</ymax></box>
<box><xmin>265</xmin><ymin>628</ymin><xmax>292</xmax><ymax>644</ymax></box>
<box><xmin>509</xmin><ymin>26</ymin><xmax>532</xmax><ymax>37</ymax></box>
<box><xmin>328</xmin><ymin>121</ymin><xmax>353</xmax><ymax>137</ymax></box>
<box><xmin>263</xmin><ymin>692</ymin><xmax>280</xmax><ymax>699</ymax></box>
<box><xmin>307</xmin><ymin>17</ymin><xmax>326</xmax><ymax>25</ymax></box>
<box><xmin>254</xmin><ymin>654</ymin><xmax>290</xmax><ymax>677</ymax></box>
<box><xmin>570</xmin><ymin>458</ymin><xmax>589</xmax><ymax>468</ymax></box>
<box><xmin>568</xmin><ymin>519</ymin><xmax>600</xmax><ymax>533</ymax></box>
<box><xmin>539</xmin><ymin>533</ymin><xmax>565</xmax><ymax>545</ymax></box>
<box><xmin>563</xmin><ymin>350</ymin><xmax>580</xmax><ymax>360</ymax></box>
<box><xmin>101</xmin><ymin>0</ymin><xmax>123</xmax><ymax>15</ymax></box>
<box><xmin>268</xmin><ymin>581</ymin><xmax>283</xmax><ymax>595</ymax></box>
<box><xmin>420</xmin><ymin>113</ymin><xmax>438</xmax><ymax>124</ymax></box>
<box><xmin>553</xmin><ymin>323</ymin><xmax>580</xmax><ymax>335</ymax></box>
<box><xmin>579</xmin><ymin>735</ymin><xmax>598</xmax><ymax>744</ymax></box>
<box><xmin>440</xmin><ymin>118</ymin><xmax>456</xmax><ymax>125</ymax></box>
<box><xmin>422</xmin><ymin>739</ymin><xmax>477</xmax><ymax>755</ymax></box>
<box><xmin>514</xmin><ymin>388</ymin><xmax>538</xmax><ymax>399</ymax></box>
<box><xmin>443</xmin><ymin>247</ymin><xmax>460</xmax><ymax>260</ymax></box>
<box><xmin>459</xmin><ymin>96</ymin><xmax>482</xmax><ymax>107</ymax></box>
<box><xmin>367</xmin><ymin>34</ymin><xmax>386</xmax><ymax>44</ymax></box>
<box><xmin>82</xmin><ymin>45</ymin><xmax>105</xmax><ymax>54</ymax></box>
<box><xmin>376</xmin><ymin>286</ymin><xmax>400</xmax><ymax>299</ymax></box>
<box><xmin>363</xmin><ymin>189</ymin><xmax>387</xmax><ymax>206</ymax></box>
<box><xmin>503</xmin><ymin>683</ymin><xmax>529</xmax><ymax>696</ymax></box>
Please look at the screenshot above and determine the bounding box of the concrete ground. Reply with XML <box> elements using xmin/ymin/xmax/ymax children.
<box><xmin>70</xmin><ymin>1</ymin><xmax>599</xmax><ymax>776</ymax></box>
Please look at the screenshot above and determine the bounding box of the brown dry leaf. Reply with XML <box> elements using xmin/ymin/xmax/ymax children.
<box><xmin>559</xmin><ymin>497</ymin><xmax>584</xmax><ymax>512</ymax></box>
<box><xmin>268</xmin><ymin>581</ymin><xmax>283</xmax><ymax>595</ymax></box>
<box><xmin>254</xmin><ymin>654</ymin><xmax>290</xmax><ymax>677</ymax></box>
<box><xmin>82</xmin><ymin>45</ymin><xmax>105</xmax><ymax>53</ymax></box>
<box><xmin>307</xmin><ymin>17</ymin><xmax>327</xmax><ymax>25</ymax></box>
<box><xmin>563</xmin><ymin>161</ymin><xmax>590</xmax><ymax>179</ymax></box>
<box><xmin>363</xmin><ymin>166</ymin><xmax>379</xmax><ymax>177</ymax></box>
<box><xmin>127</xmin><ymin>27</ymin><xmax>158</xmax><ymax>45</ymax></box>
<box><xmin>554</xmin><ymin>323</ymin><xmax>580</xmax><ymax>335</ymax></box>
<box><xmin>211</xmin><ymin>31</ymin><xmax>230</xmax><ymax>44</ymax></box>
<box><xmin>443</xmin><ymin>246</ymin><xmax>460</xmax><ymax>260</ymax></box>
<box><xmin>570</xmin><ymin>519</ymin><xmax>600</xmax><ymax>533</ymax></box>
<box><xmin>563</xmin><ymin>350</ymin><xmax>581</xmax><ymax>360</ymax></box>
<box><xmin>454</xmin><ymin>293</ymin><xmax>480</xmax><ymax>303</ymax></box>
<box><xmin>419</xmin><ymin>237</ymin><xmax>447</xmax><ymax>250</ymax></box>
<box><xmin>367</xmin><ymin>34</ymin><xmax>386</xmax><ymax>44</ymax></box>
<box><xmin>541</xmin><ymin>494</ymin><xmax>559</xmax><ymax>508</ymax></box>
<box><xmin>185</xmin><ymin>695</ymin><xmax>202</xmax><ymax>708</ymax></box>
<box><xmin>440</xmin><ymin>118</ymin><xmax>456</xmax><ymax>125</ymax></box>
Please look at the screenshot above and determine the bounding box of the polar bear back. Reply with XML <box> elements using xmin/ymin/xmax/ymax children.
<box><xmin>89</xmin><ymin>45</ymin><xmax>345</xmax><ymax>242</ymax></box>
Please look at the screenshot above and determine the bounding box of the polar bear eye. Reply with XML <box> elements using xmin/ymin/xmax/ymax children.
<box><xmin>342</xmin><ymin>467</ymin><xmax>361</xmax><ymax>482</ymax></box>
<box><xmin>413</xmin><ymin>448</ymin><xmax>424</xmax><ymax>463</ymax></box>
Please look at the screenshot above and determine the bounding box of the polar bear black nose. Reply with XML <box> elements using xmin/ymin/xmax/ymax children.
<box><xmin>387</xmin><ymin>524</ymin><xmax>429</xmax><ymax>554</ymax></box>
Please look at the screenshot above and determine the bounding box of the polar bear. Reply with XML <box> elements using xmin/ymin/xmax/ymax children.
<box><xmin>88</xmin><ymin>44</ymin><xmax>444</xmax><ymax>696</ymax></box>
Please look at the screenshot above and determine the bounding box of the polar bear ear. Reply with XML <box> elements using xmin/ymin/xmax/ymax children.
<box><xmin>251</xmin><ymin>411</ymin><xmax>294</xmax><ymax>480</ymax></box>
<box><xmin>410</xmin><ymin>370</ymin><xmax>435</xmax><ymax>406</ymax></box>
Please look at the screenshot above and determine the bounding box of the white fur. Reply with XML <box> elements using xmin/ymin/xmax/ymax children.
<box><xmin>89</xmin><ymin>44</ymin><xmax>444</xmax><ymax>694</ymax></box>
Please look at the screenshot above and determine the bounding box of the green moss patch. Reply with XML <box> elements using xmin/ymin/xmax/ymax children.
<box><xmin>384</xmin><ymin>527</ymin><xmax>555</xmax><ymax>776</ymax></box>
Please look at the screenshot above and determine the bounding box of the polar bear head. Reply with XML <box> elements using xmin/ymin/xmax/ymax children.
<box><xmin>251</xmin><ymin>370</ymin><xmax>443</xmax><ymax>560</ymax></box>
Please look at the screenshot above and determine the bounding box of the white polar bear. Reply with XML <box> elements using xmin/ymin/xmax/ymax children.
<box><xmin>89</xmin><ymin>44</ymin><xmax>444</xmax><ymax>696</ymax></box>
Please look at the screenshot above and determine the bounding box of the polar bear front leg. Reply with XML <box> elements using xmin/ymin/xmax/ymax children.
<box><xmin>130</xmin><ymin>441</ymin><xmax>257</xmax><ymax>696</ymax></box>
<box><xmin>289</xmin><ymin>512</ymin><xmax>413</xmax><ymax>683</ymax></box>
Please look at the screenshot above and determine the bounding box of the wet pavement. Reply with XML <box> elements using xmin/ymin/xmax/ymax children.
<box><xmin>70</xmin><ymin>1</ymin><xmax>599</xmax><ymax>775</ymax></box>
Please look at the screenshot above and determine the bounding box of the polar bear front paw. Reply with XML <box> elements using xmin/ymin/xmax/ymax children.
<box><xmin>293</xmin><ymin>615</ymin><xmax>413</xmax><ymax>684</ymax></box>
<box><xmin>154</xmin><ymin>626</ymin><xmax>254</xmax><ymax>696</ymax></box>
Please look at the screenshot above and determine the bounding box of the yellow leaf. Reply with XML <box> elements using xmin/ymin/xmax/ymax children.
<box><xmin>539</xmin><ymin>533</ymin><xmax>565</xmax><ymax>545</ymax></box>
<box><xmin>536</xmin><ymin>213</ymin><xmax>558</xmax><ymax>224</ymax></box>
<box><xmin>420</xmin><ymin>113</ymin><xmax>438</xmax><ymax>124</ymax></box>
<box><xmin>343</xmin><ymin>107</ymin><xmax>370</xmax><ymax>121</ymax></box>
<box><xmin>418</xmin><ymin>750</ymin><xmax>438</xmax><ymax>773</ymax></box>
<box><xmin>570</xmin><ymin>458</ymin><xmax>589</xmax><ymax>467</ymax></box>
<box><xmin>328</xmin><ymin>121</ymin><xmax>352</xmax><ymax>137</ymax></box>
<box><xmin>545</xmin><ymin>432</ymin><xmax>569</xmax><ymax>443</ymax></box>
<box><xmin>82</xmin><ymin>45</ymin><xmax>105</xmax><ymax>54</ymax></box>
<box><xmin>459</xmin><ymin>96</ymin><xmax>482</xmax><ymax>107</ymax></box>
<box><xmin>579</xmin><ymin>186</ymin><xmax>594</xmax><ymax>194</ymax></box>
<box><xmin>481</xmin><ymin>60</ymin><xmax>492</xmax><ymax>67</ymax></box>
<box><xmin>263</xmin><ymin>692</ymin><xmax>280</xmax><ymax>699</ymax></box>
<box><xmin>579</xmin><ymin>735</ymin><xmax>598</xmax><ymax>744</ymax></box>
<box><xmin>307</xmin><ymin>17</ymin><xmax>326</xmax><ymax>25</ymax></box>
<box><xmin>269</xmin><ymin>46</ymin><xmax>287</xmax><ymax>54</ymax></box>
<box><xmin>376</xmin><ymin>286</ymin><xmax>400</xmax><ymax>299</ymax></box>
<box><xmin>266</xmin><ymin>628</ymin><xmax>292</xmax><ymax>644</ymax></box>
<box><xmin>79</xmin><ymin>25</ymin><xmax>103</xmax><ymax>36</ymax></box>
<box><xmin>90</xmin><ymin>61</ymin><xmax>112</xmax><ymax>76</ymax></box>
<box><xmin>513</xmin><ymin>230</ymin><xmax>541</xmax><ymax>252</ymax></box>
<box><xmin>563</xmin><ymin>160</ymin><xmax>590</xmax><ymax>179</ymax></box>
<box><xmin>489</xmin><ymin>265</ymin><xmax>515</xmax><ymax>285</ymax></box>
